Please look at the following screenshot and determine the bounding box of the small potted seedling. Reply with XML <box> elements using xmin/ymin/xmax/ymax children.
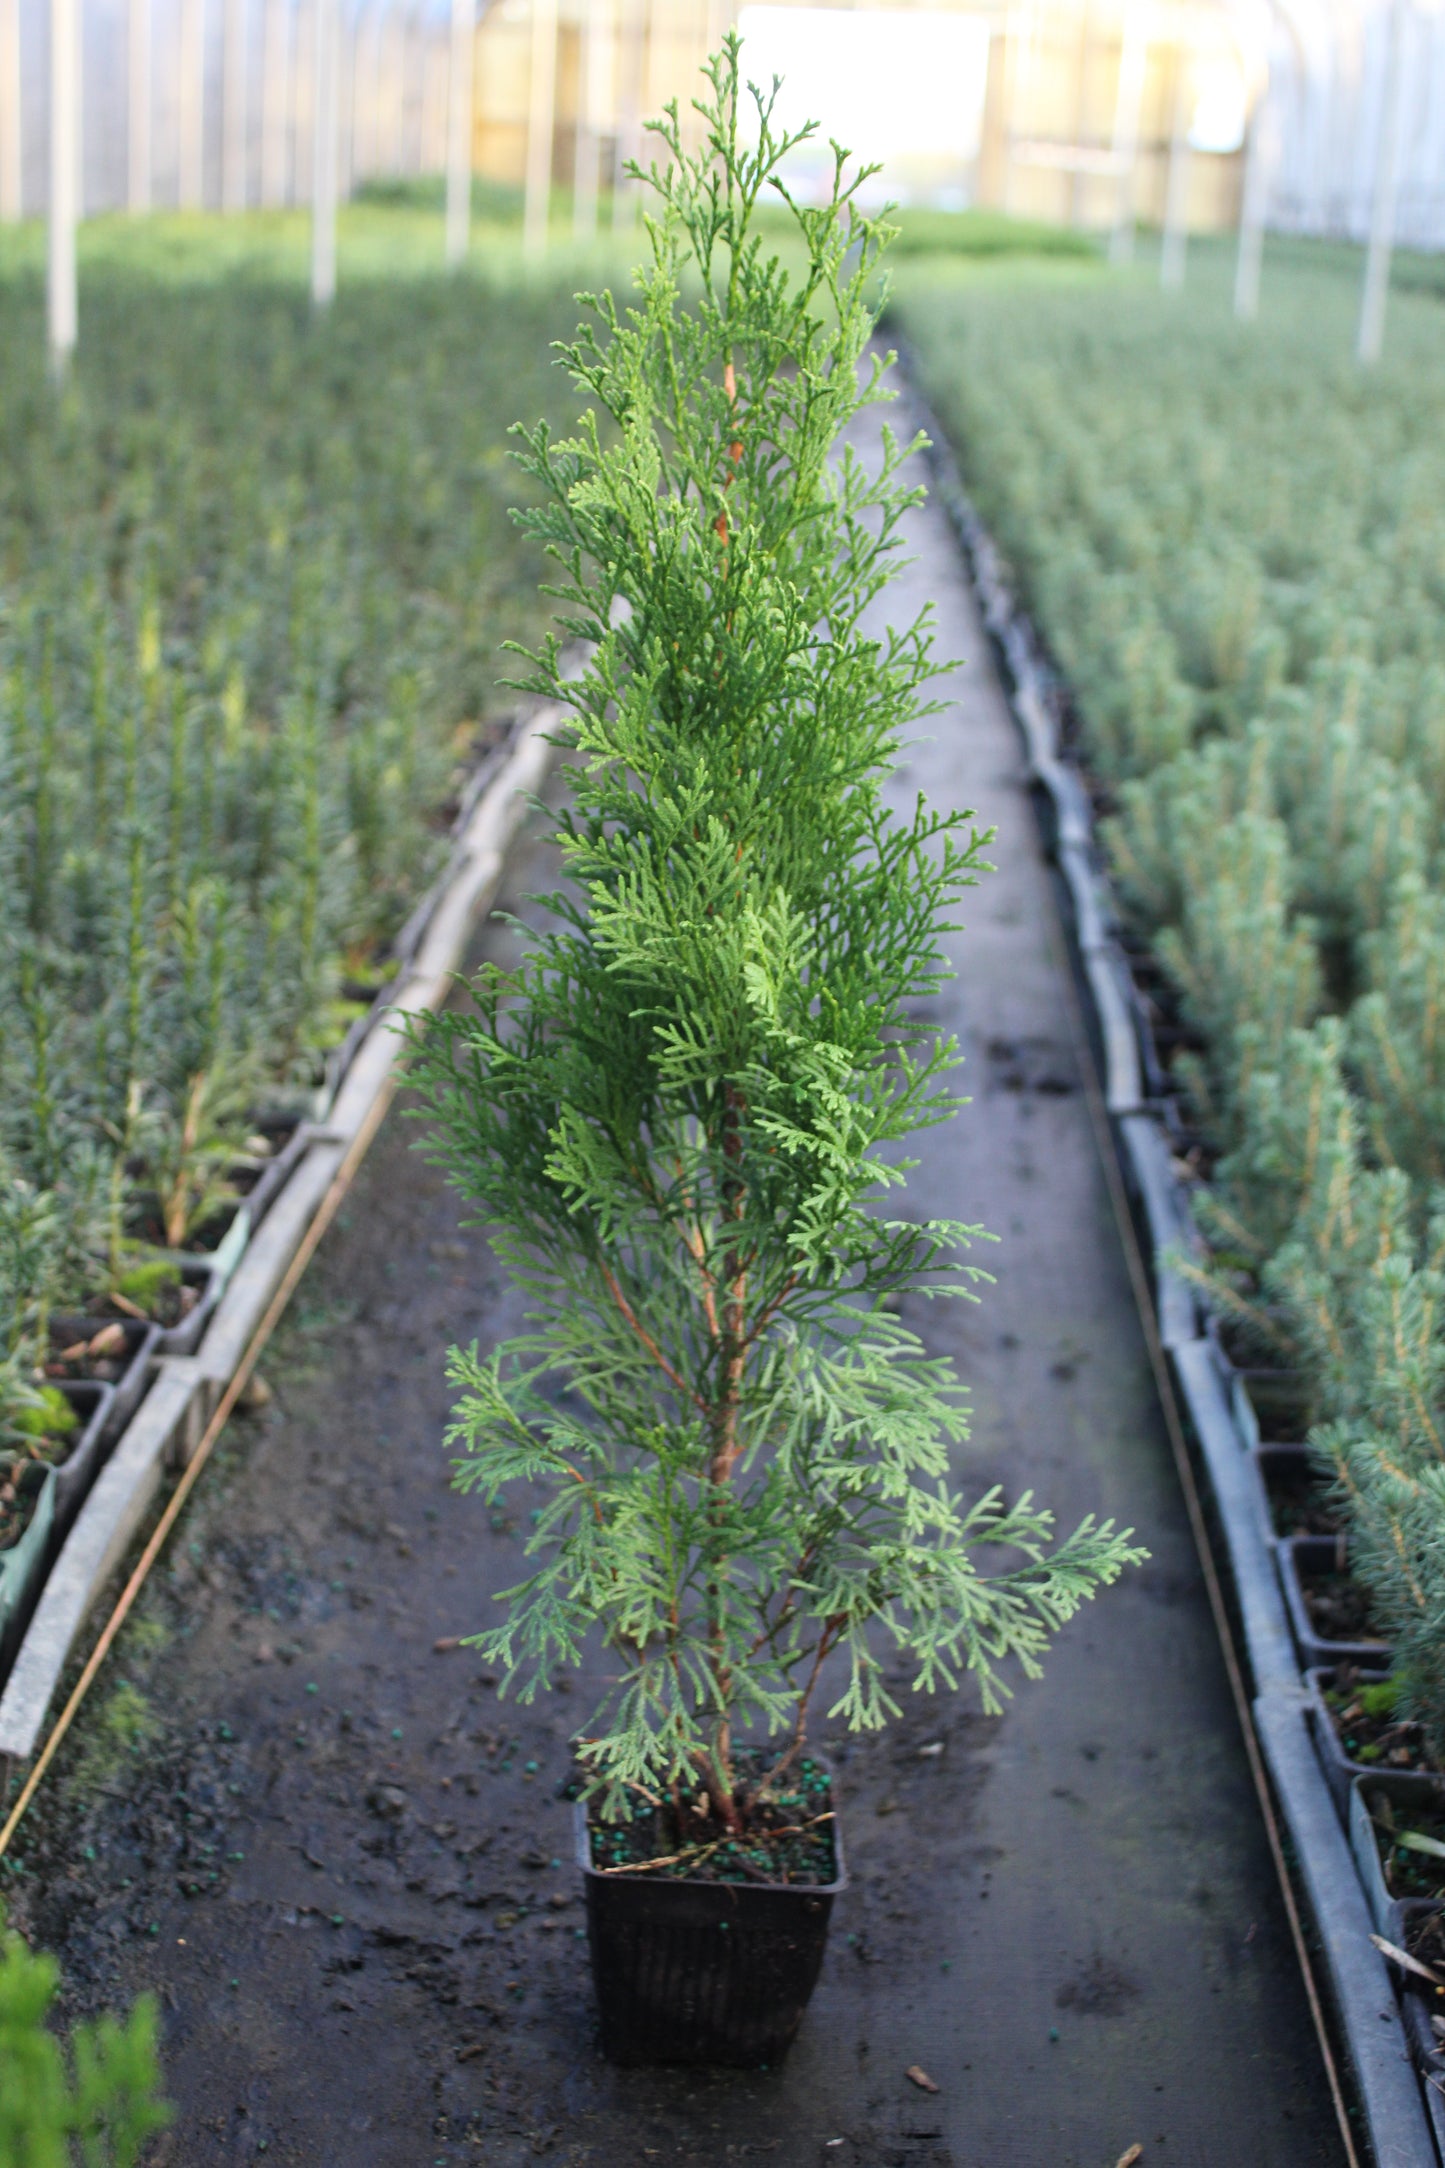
<box><xmin>412</xmin><ymin>41</ymin><xmax>1144</xmax><ymax>2068</ymax></box>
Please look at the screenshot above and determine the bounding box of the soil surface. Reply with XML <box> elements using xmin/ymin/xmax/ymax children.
<box><xmin>4</xmin><ymin>376</ymin><xmax>1344</xmax><ymax>2167</ymax></box>
<box><xmin>1303</xmin><ymin>1572</ymin><xmax>1386</xmax><ymax>1648</ymax></box>
<box><xmin>1325</xmin><ymin>1670</ymin><xmax>1430</xmax><ymax>1775</ymax></box>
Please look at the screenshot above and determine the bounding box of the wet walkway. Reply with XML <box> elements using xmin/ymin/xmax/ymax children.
<box><xmin>21</xmin><ymin>378</ymin><xmax>1342</xmax><ymax>2168</ymax></box>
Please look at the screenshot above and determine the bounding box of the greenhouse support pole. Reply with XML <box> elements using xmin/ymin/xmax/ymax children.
<box><xmin>339</xmin><ymin>0</ymin><xmax>358</xmax><ymax>196</ymax></box>
<box><xmin>1357</xmin><ymin>0</ymin><xmax>1407</xmax><ymax>366</ymax></box>
<box><xmin>1107</xmin><ymin>3</ymin><xmax>1147</xmax><ymax>264</ymax></box>
<box><xmin>1160</xmin><ymin>45</ymin><xmax>1192</xmax><ymax>290</ymax></box>
<box><xmin>311</xmin><ymin>0</ymin><xmax>337</xmax><ymax>302</ymax></box>
<box><xmin>178</xmin><ymin>0</ymin><xmax>204</xmax><ymax>208</ymax></box>
<box><xmin>48</xmin><ymin>0</ymin><xmax>79</xmax><ymax>375</ymax></box>
<box><xmin>364</xmin><ymin>0</ymin><xmax>387</xmax><ymax>177</ymax></box>
<box><xmin>523</xmin><ymin>0</ymin><xmax>556</xmax><ymax>256</ymax></box>
<box><xmin>444</xmin><ymin>0</ymin><xmax>472</xmax><ymax>265</ymax></box>
<box><xmin>127</xmin><ymin>0</ymin><xmax>151</xmax><ymax>209</ymax></box>
<box><xmin>223</xmin><ymin>0</ymin><xmax>246</xmax><ymax>207</ymax></box>
<box><xmin>1</xmin><ymin>0</ymin><xmax>20</xmax><ymax>221</ymax></box>
<box><xmin>261</xmin><ymin>0</ymin><xmax>289</xmax><ymax>202</ymax></box>
<box><xmin>1234</xmin><ymin>84</ymin><xmax>1272</xmax><ymax>320</ymax></box>
<box><xmin>572</xmin><ymin>0</ymin><xmax>602</xmax><ymax>238</ymax></box>
<box><xmin>388</xmin><ymin>2</ymin><xmax>406</xmax><ymax>170</ymax></box>
<box><xmin>1001</xmin><ymin>0</ymin><xmax>1036</xmax><ymax>217</ymax></box>
<box><xmin>611</xmin><ymin>0</ymin><xmax>643</xmax><ymax>227</ymax></box>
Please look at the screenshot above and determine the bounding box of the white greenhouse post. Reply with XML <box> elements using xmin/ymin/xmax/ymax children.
<box><xmin>444</xmin><ymin>0</ymin><xmax>473</xmax><ymax>264</ymax></box>
<box><xmin>127</xmin><ymin>0</ymin><xmax>152</xmax><ymax>210</ymax></box>
<box><xmin>1358</xmin><ymin>0</ymin><xmax>1408</xmax><ymax>366</ymax></box>
<box><xmin>1108</xmin><ymin>3</ymin><xmax>1147</xmax><ymax>264</ymax></box>
<box><xmin>1234</xmin><ymin>80</ymin><xmax>1272</xmax><ymax>321</ymax></box>
<box><xmin>388</xmin><ymin>3</ymin><xmax>406</xmax><ymax>171</ymax></box>
<box><xmin>294</xmin><ymin>0</ymin><xmax>314</xmax><ymax>199</ymax></box>
<box><xmin>1</xmin><ymin>0</ymin><xmax>21</xmax><ymax>221</ymax></box>
<box><xmin>178</xmin><ymin>0</ymin><xmax>205</xmax><ymax>208</ymax></box>
<box><xmin>49</xmin><ymin>0</ymin><xmax>79</xmax><ymax>374</ymax></box>
<box><xmin>339</xmin><ymin>0</ymin><xmax>359</xmax><ymax>197</ymax></box>
<box><xmin>1002</xmin><ymin>0</ymin><xmax>1036</xmax><ymax>217</ymax></box>
<box><xmin>612</xmin><ymin>0</ymin><xmax>642</xmax><ymax>228</ymax></box>
<box><xmin>224</xmin><ymin>0</ymin><xmax>247</xmax><ymax>208</ymax></box>
<box><xmin>573</xmin><ymin>0</ymin><xmax>610</xmax><ymax>238</ymax></box>
<box><xmin>1160</xmin><ymin>46</ymin><xmax>1192</xmax><ymax>290</ymax></box>
<box><xmin>365</xmin><ymin>0</ymin><xmax>388</xmax><ymax>177</ymax></box>
<box><xmin>572</xmin><ymin>0</ymin><xmax>595</xmax><ymax>237</ymax></box>
<box><xmin>262</xmin><ymin>0</ymin><xmax>290</xmax><ymax>203</ymax></box>
<box><xmin>311</xmin><ymin>0</ymin><xmax>338</xmax><ymax>301</ymax></box>
<box><xmin>523</xmin><ymin>0</ymin><xmax>557</xmax><ymax>256</ymax></box>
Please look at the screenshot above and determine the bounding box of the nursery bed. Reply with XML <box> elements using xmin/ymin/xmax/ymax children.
<box><xmin>0</xmin><ymin>392</ymin><xmax>1340</xmax><ymax>2166</ymax></box>
<box><xmin>902</xmin><ymin>365</ymin><xmax>1434</xmax><ymax>2164</ymax></box>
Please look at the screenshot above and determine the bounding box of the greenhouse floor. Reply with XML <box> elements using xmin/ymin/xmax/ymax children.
<box><xmin>18</xmin><ymin>387</ymin><xmax>1343</xmax><ymax>2167</ymax></box>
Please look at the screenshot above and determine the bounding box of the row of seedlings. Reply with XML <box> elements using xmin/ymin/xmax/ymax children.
<box><xmin>897</xmin><ymin>306</ymin><xmax>1445</xmax><ymax>2153</ymax></box>
<box><xmin>0</xmin><ymin>269</ymin><xmax>568</xmax><ymax>1666</ymax></box>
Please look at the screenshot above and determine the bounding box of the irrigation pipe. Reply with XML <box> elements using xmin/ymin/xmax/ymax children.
<box><xmin>0</xmin><ymin>1043</ymin><xmax>406</xmax><ymax>1861</ymax></box>
<box><xmin>1038</xmin><ymin>889</ymin><xmax>1361</xmax><ymax>2168</ymax></box>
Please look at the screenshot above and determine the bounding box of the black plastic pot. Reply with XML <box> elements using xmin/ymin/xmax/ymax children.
<box><xmin>1281</xmin><ymin>1534</ymin><xmax>1392</xmax><ymax>1673</ymax></box>
<box><xmin>48</xmin><ymin>1314</ymin><xmax>159</xmax><ymax>1442</ymax></box>
<box><xmin>154</xmin><ymin>1260</ymin><xmax>224</xmax><ymax>1357</ymax></box>
<box><xmin>230</xmin><ymin>1118</ymin><xmax>308</xmax><ymax>1227</ymax></box>
<box><xmin>1250</xmin><ymin>1442</ymin><xmax>1341</xmax><ymax>1542</ymax></box>
<box><xmin>1306</xmin><ymin>1668</ymin><xmax>1440</xmax><ymax>1821</ymax></box>
<box><xmin>1382</xmin><ymin>1899</ymin><xmax>1445</xmax><ymax>2102</ymax></box>
<box><xmin>574</xmin><ymin>1792</ymin><xmax>848</xmax><ymax>2067</ymax></box>
<box><xmin>50</xmin><ymin>1380</ymin><xmax>118</xmax><ymax>1538</ymax></box>
<box><xmin>324</xmin><ymin>976</ymin><xmax>398</xmax><ymax>1105</ymax></box>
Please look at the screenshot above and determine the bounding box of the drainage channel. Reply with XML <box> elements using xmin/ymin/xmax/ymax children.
<box><xmin>1</xmin><ymin>390</ymin><xmax>1343</xmax><ymax>2168</ymax></box>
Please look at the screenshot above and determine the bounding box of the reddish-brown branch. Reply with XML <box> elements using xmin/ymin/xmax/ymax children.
<box><xmin>745</xmin><ymin>1272</ymin><xmax>799</xmax><ymax>1349</ymax></box>
<box><xmin>679</xmin><ymin>1213</ymin><xmax>720</xmax><ymax>1339</ymax></box>
<box><xmin>755</xmin><ymin>1617</ymin><xmax>844</xmax><ymax>1800</ymax></box>
<box><xmin>714</xmin><ymin>358</ymin><xmax>742</xmax><ymax>546</ymax></box>
<box><xmin>599</xmin><ymin>1263</ymin><xmax>704</xmax><ymax>1413</ymax></box>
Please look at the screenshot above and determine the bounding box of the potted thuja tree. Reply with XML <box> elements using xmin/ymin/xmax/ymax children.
<box><xmin>411</xmin><ymin>40</ymin><xmax>1145</xmax><ymax>2067</ymax></box>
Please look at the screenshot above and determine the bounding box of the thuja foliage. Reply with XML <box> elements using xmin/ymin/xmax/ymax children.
<box><xmin>413</xmin><ymin>43</ymin><xmax>1144</xmax><ymax>1832</ymax></box>
<box><xmin>0</xmin><ymin>1914</ymin><xmax>169</xmax><ymax>2166</ymax></box>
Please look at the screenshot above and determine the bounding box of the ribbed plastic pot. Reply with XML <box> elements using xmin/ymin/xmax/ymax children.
<box><xmin>1382</xmin><ymin>1899</ymin><xmax>1445</xmax><ymax>2088</ymax></box>
<box><xmin>1250</xmin><ymin>1442</ymin><xmax>1337</xmax><ymax>1544</ymax></box>
<box><xmin>1308</xmin><ymin>1670</ymin><xmax>1443</xmax><ymax>1821</ymax></box>
<box><xmin>234</xmin><ymin>1120</ymin><xmax>308</xmax><ymax>1228</ymax></box>
<box><xmin>574</xmin><ymin>1788</ymin><xmax>848</xmax><ymax>2068</ymax></box>
<box><xmin>327</xmin><ymin>976</ymin><xmax>399</xmax><ymax>1103</ymax></box>
<box><xmin>1280</xmin><ymin>1534</ymin><xmax>1392</xmax><ymax>1673</ymax></box>
<box><xmin>1353</xmin><ymin>1773</ymin><xmax>1445</xmax><ymax>1919</ymax></box>
<box><xmin>49</xmin><ymin>1314</ymin><xmax>158</xmax><ymax>1442</ymax></box>
<box><xmin>49</xmin><ymin>1380</ymin><xmax>119</xmax><ymax>1538</ymax></box>
<box><xmin>0</xmin><ymin>1468</ymin><xmax>56</xmax><ymax>1657</ymax></box>
<box><xmin>154</xmin><ymin>1259</ymin><xmax>226</xmax><ymax>1357</ymax></box>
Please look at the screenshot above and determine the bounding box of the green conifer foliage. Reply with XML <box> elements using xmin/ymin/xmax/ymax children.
<box><xmin>0</xmin><ymin>1916</ymin><xmax>169</xmax><ymax>2166</ymax></box>
<box><xmin>411</xmin><ymin>42</ymin><xmax>1145</xmax><ymax>1832</ymax></box>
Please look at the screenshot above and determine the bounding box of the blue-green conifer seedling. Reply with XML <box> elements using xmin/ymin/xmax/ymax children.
<box><xmin>411</xmin><ymin>38</ymin><xmax>1146</xmax><ymax>1842</ymax></box>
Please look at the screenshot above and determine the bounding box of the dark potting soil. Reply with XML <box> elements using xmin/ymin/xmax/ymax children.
<box><xmin>1326</xmin><ymin>1671</ymin><xmax>1431</xmax><ymax>1774</ymax></box>
<box><xmin>1372</xmin><ymin>1799</ymin><xmax>1445</xmax><ymax>1903</ymax></box>
<box><xmin>0</xmin><ymin>1404</ymin><xmax>79</xmax><ymax>1548</ymax></box>
<box><xmin>1405</xmin><ymin>1909</ymin><xmax>1445</xmax><ymax>2000</ymax></box>
<box><xmin>132</xmin><ymin>1207</ymin><xmax>237</xmax><ymax>1256</ymax></box>
<box><xmin>46</xmin><ymin>1321</ymin><xmax>134</xmax><ymax>1388</ymax></box>
<box><xmin>586</xmin><ymin>1753</ymin><xmax>837</xmax><ymax>1886</ymax></box>
<box><xmin>1265</xmin><ymin>1470</ymin><xmax>1343</xmax><ymax>1541</ymax></box>
<box><xmin>1304</xmin><ymin>1568</ymin><xmax>1385</xmax><ymax>1647</ymax></box>
<box><xmin>89</xmin><ymin>1277</ymin><xmax>198</xmax><ymax>1332</ymax></box>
